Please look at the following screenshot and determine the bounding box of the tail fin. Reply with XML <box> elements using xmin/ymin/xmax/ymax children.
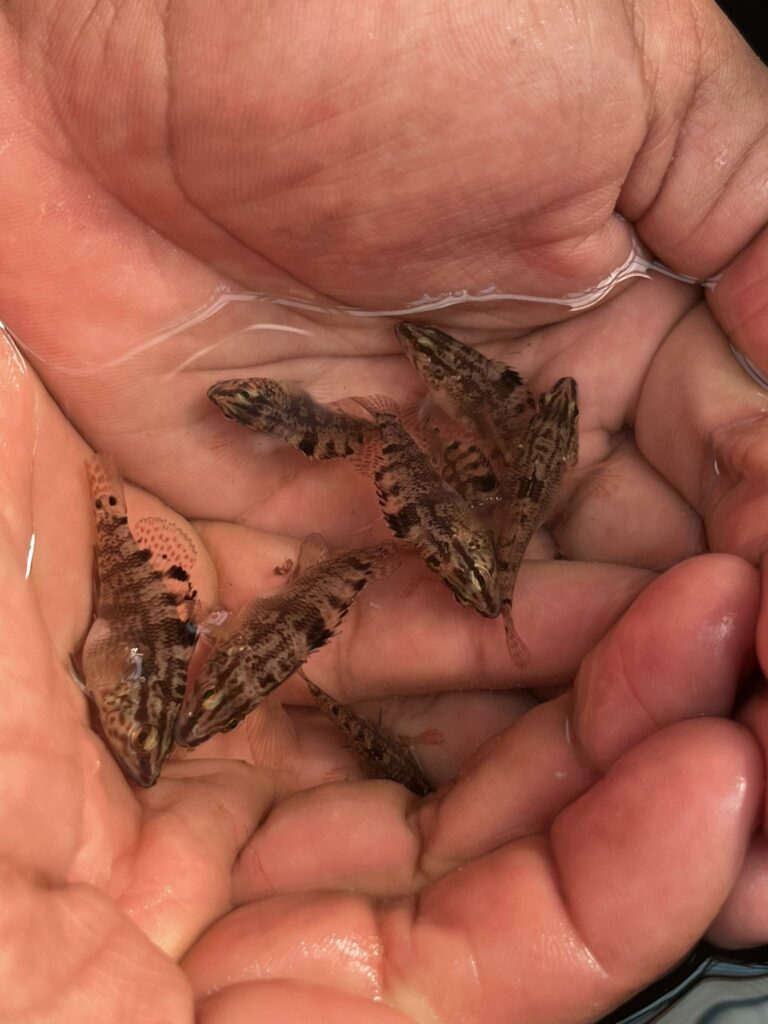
<box><xmin>502</xmin><ymin>601</ymin><xmax>531</xmax><ymax>668</ymax></box>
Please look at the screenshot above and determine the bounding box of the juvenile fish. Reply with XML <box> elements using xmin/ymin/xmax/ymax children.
<box><xmin>353</xmin><ymin>396</ymin><xmax>500</xmax><ymax>618</ymax></box>
<box><xmin>301</xmin><ymin>671</ymin><xmax>435</xmax><ymax>796</ymax></box>
<box><xmin>175</xmin><ymin>538</ymin><xmax>393</xmax><ymax>748</ymax></box>
<box><xmin>395</xmin><ymin>321</ymin><xmax>536</xmax><ymax>468</ymax></box>
<box><xmin>496</xmin><ymin>378</ymin><xmax>579</xmax><ymax>665</ymax></box>
<box><xmin>208</xmin><ymin>377</ymin><xmax>376</xmax><ymax>459</ymax></box>
<box><xmin>78</xmin><ymin>454</ymin><xmax>198</xmax><ymax>787</ymax></box>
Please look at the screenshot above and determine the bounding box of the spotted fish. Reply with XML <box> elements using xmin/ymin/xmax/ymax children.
<box><xmin>352</xmin><ymin>396</ymin><xmax>500</xmax><ymax>618</ymax></box>
<box><xmin>175</xmin><ymin>537</ymin><xmax>393</xmax><ymax>748</ymax></box>
<box><xmin>496</xmin><ymin>378</ymin><xmax>579</xmax><ymax>665</ymax></box>
<box><xmin>394</xmin><ymin>321</ymin><xmax>536</xmax><ymax>470</ymax></box>
<box><xmin>300</xmin><ymin>671</ymin><xmax>435</xmax><ymax>796</ymax></box>
<box><xmin>208</xmin><ymin>377</ymin><xmax>377</xmax><ymax>459</ymax></box>
<box><xmin>78</xmin><ymin>454</ymin><xmax>198</xmax><ymax>787</ymax></box>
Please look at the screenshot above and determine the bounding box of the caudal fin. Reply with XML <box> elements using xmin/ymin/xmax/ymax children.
<box><xmin>502</xmin><ymin>601</ymin><xmax>531</xmax><ymax>668</ymax></box>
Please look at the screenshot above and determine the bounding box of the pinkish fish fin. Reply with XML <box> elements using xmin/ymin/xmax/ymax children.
<box><xmin>133</xmin><ymin>516</ymin><xmax>198</xmax><ymax>613</ymax></box>
<box><xmin>245</xmin><ymin>696</ymin><xmax>298</xmax><ymax>768</ymax></box>
<box><xmin>327</xmin><ymin>396</ymin><xmax>370</xmax><ymax>418</ymax></box>
<box><xmin>502</xmin><ymin>603</ymin><xmax>531</xmax><ymax>668</ymax></box>
<box><xmin>84</xmin><ymin>453</ymin><xmax>128</xmax><ymax>516</ymax></box>
<box><xmin>289</xmin><ymin>532</ymin><xmax>331</xmax><ymax>581</ymax></box>
<box><xmin>194</xmin><ymin>607</ymin><xmax>232</xmax><ymax>642</ymax></box>
<box><xmin>359</xmin><ymin>541</ymin><xmax>400</xmax><ymax>582</ymax></box>
<box><xmin>348</xmin><ymin>437</ymin><xmax>383</xmax><ymax>476</ymax></box>
<box><xmin>351</xmin><ymin>393</ymin><xmax>401</xmax><ymax>419</ymax></box>
<box><xmin>397</xmin><ymin>728</ymin><xmax>445</xmax><ymax>746</ymax></box>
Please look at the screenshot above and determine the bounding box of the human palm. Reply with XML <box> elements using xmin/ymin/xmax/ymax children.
<box><xmin>2</xmin><ymin>2</ymin><xmax>768</xmax><ymax>1022</ymax></box>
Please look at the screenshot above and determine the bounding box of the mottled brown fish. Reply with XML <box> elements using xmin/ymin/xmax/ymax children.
<box><xmin>416</xmin><ymin>402</ymin><xmax>500</xmax><ymax>505</ymax></box>
<box><xmin>300</xmin><ymin>671</ymin><xmax>435</xmax><ymax>796</ymax></box>
<box><xmin>208</xmin><ymin>377</ymin><xmax>377</xmax><ymax>459</ymax></box>
<box><xmin>395</xmin><ymin>321</ymin><xmax>536</xmax><ymax>469</ymax></box>
<box><xmin>175</xmin><ymin>537</ymin><xmax>393</xmax><ymax>748</ymax></box>
<box><xmin>353</xmin><ymin>396</ymin><xmax>500</xmax><ymax>618</ymax></box>
<box><xmin>78</xmin><ymin>454</ymin><xmax>198</xmax><ymax>787</ymax></box>
<box><xmin>496</xmin><ymin>378</ymin><xmax>579</xmax><ymax>665</ymax></box>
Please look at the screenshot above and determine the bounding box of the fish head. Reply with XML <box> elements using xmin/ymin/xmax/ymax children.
<box><xmin>207</xmin><ymin>378</ymin><xmax>283</xmax><ymax>427</ymax></box>
<box><xmin>447</xmin><ymin>530</ymin><xmax>501</xmax><ymax>618</ymax></box>
<box><xmin>81</xmin><ymin>622</ymin><xmax>172</xmax><ymax>787</ymax></box>
<box><xmin>394</xmin><ymin>322</ymin><xmax>461</xmax><ymax>387</ymax></box>
<box><xmin>175</xmin><ymin>642</ymin><xmax>257</xmax><ymax>747</ymax></box>
<box><xmin>541</xmin><ymin>377</ymin><xmax>579</xmax><ymax>465</ymax></box>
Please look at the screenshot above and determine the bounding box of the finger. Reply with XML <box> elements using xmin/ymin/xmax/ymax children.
<box><xmin>624</xmin><ymin>4</ymin><xmax>768</xmax><ymax>277</ymax></box>
<box><xmin>232</xmin><ymin>781</ymin><xmax>422</xmax><ymax>904</ymax></box>
<box><xmin>120</xmin><ymin>759</ymin><xmax>276</xmax><ymax>959</ymax></box>
<box><xmin>418</xmin><ymin>553</ymin><xmax>757</xmax><ymax>873</ymax></box>
<box><xmin>555</xmin><ymin>431</ymin><xmax>705</xmax><ymax>569</ymax></box>
<box><xmin>198</xmin><ymin>980</ymin><xmax>413</xmax><ymax>1024</ymax></box>
<box><xmin>572</xmin><ymin>553</ymin><xmax>758</xmax><ymax>770</ymax></box>
<box><xmin>387</xmin><ymin>720</ymin><xmax>761</xmax><ymax>1024</ymax></box>
<box><xmin>183</xmin><ymin>721</ymin><xmax>761</xmax><ymax>1023</ymax></box>
<box><xmin>710</xmin><ymin>661</ymin><xmax>768</xmax><ymax>947</ymax></box>
<box><xmin>636</xmin><ymin>301</ymin><xmax>768</xmax><ymax>560</ymax></box>
<box><xmin>232</xmin><ymin>554</ymin><xmax>757</xmax><ymax>899</ymax></box>
<box><xmin>709</xmin><ymin>225</ymin><xmax>768</xmax><ymax>382</ymax></box>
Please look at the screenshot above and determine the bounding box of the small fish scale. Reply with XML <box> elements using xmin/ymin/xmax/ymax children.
<box><xmin>303</xmin><ymin>675</ymin><xmax>435</xmax><ymax>796</ymax></box>
<box><xmin>175</xmin><ymin>544</ymin><xmax>392</xmax><ymax>748</ymax></box>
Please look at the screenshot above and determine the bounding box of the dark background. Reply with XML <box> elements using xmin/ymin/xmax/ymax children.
<box><xmin>717</xmin><ymin>0</ymin><xmax>766</xmax><ymax>63</ymax></box>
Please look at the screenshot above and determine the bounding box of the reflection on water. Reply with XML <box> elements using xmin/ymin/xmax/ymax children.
<box><xmin>601</xmin><ymin>945</ymin><xmax>768</xmax><ymax>1023</ymax></box>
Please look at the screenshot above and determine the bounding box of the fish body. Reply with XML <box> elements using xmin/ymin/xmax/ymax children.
<box><xmin>395</xmin><ymin>321</ymin><xmax>536</xmax><ymax>466</ymax></box>
<box><xmin>208</xmin><ymin>378</ymin><xmax>376</xmax><ymax>459</ymax></box>
<box><xmin>303</xmin><ymin>674</ymin><xmax>435</xmax><ymax>796</ymax></box>
<box><xmin>80</xmin><ymin>455</ymin><xmax>197</xmax><ymax>787</ymax></box>
<box><xmin>175</xmin><ymin>542</ymin><xmax>393</xmax><ymax>748</ymax></box>
<box><xmin>354</xmin><ymin>398</ymin><xmax>500</xmax><ymax>618</ymax></box>
<box><xmin>496</xmin><ymin>378</ymin><xmax>580</xmax><ymax>664</ymax></box>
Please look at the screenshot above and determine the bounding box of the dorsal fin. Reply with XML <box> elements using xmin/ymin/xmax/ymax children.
<box><xmin>350</xmin><ymin>394</ymin><xmax>401</xmax><ymax>419</ymax></box>
<box><xmin>84</xmin><ymin>453</ymin><xmax>128</xmax><ymax>518</ymax></box>
<box><xmin>133</xmin><ymin>516</ymin><xmax>198</xmax><ymax>611</ymax></box>
<box><xmin>289</xmin><ymin>532</ymin><xmax>331</xmax><ymax>581</ymax></box>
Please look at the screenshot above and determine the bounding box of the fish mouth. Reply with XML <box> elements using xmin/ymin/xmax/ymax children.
<box><xmin>456</xmin><ymin>588</ymin><xmax>501</xmax><ymax>619</ymax></box>
<box><xmin>394</xmin><ymin>321</ymin><xmax>422</xmax><ymax>343</ymax></box>
<box><xmin>119</xmin><ymin>752</ymin><xmax>162</xmax><ymax>788</ymax></box>
<box><xmin>207</xmin><ymin>382</ymin><xmax>240</xmax><ymax>417</ymax></box>
<box><xmin>174</xmin><ymin>709</ymin><xmax>206</xmax><ymax>748</ymax></box>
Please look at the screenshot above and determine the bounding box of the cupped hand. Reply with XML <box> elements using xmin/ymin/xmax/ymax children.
<box><xmin>2</xmin><ymin>2</ymin><xmax>768</xmax><ymax>1022</ymax></box>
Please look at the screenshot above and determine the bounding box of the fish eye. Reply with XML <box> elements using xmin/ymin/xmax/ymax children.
<box><xmin>201</xmin><ymin>687</ymin><xmax>223</xmax><ymax>711</ymax></box>
<box><xmin>223</xmin><ymin>718</ymin><xmax>239</xmax><ymax>732</ymax></box>
<box><xmin>131</xmin><ymin>724</ymin><xmax>159</xmax><ymax>752</ymax></box>
<box><xmin>471</xmin><ymin>566</ymin><xmax>490</xmax><ymax>592</ymax></box>
<box><xmin>94</xmin><ymin>498</ymin><xmax>103</xmax><ymax>510</ymax></box>
<box><xmin>108</xmin><ymin>495</ymin><xmax>117</xmax><ymax>506</ymax></box>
